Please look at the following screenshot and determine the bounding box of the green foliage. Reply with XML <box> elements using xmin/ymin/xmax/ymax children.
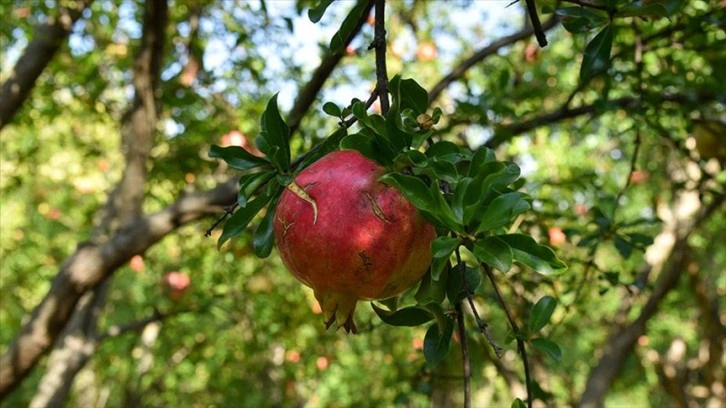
<box><xmin>2</xmin><ymin>0</ymin><xmax>724</xmax><ymax>406</ymax></box>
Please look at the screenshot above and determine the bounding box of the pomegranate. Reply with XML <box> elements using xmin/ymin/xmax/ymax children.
<box><xmin>274</xmin><ymin>150</ymin><xmax>436</xmax><ymax>333</ymax></box>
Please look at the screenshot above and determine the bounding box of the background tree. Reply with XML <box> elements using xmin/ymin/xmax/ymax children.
<box><xmin>0</xmin><ymin>0</ymin><xmax>723</xmax><ymax>407</ymax></box>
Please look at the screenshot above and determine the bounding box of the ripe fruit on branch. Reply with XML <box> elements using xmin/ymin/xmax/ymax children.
<box><xmin>273</xmin><ymin>150</ymin><xmax>436</xmax><ymax>333</ymax></box>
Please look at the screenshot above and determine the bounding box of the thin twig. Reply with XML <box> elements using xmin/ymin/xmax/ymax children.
<box><xmin>455</xmin><ymin>248</ymin><xmax>502</xmax><ymax>356</ymax></box>
<box><xmin>204</xmin><ymin>203</ymin><xmax>238</xmax><ymax>236</ymax></box>
<box><xmin>483</xmin><ymin>264</ymin><xmax>533</xmax><ymax>408</ymax></box>
<box><xmin>455</xmin><ymin>302</ymin><xmax>471</xmax><ymax>408</ymax></box>
<box><xmin>372</xmin><ymin>0</ymin><xmax>390</xmax><ymax>115</ymax></box>
<box><xmin>525</xmin><ymin>0</ymin><xmax>548</xmax><ymax>47</ymax></box>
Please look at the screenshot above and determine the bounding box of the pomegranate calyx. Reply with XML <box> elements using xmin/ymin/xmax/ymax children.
<box><xmin>316</xmin><ymin>290</ymin><xmax>359</xmax><ymax>334</ymax></box>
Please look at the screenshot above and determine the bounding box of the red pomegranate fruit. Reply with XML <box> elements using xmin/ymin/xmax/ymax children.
<box><xmin>273</xmin><ymin>150</ymin><xmax>436</xmax><ymax>333</ymax></box>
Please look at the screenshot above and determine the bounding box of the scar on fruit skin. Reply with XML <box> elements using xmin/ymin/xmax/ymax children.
<box><xmin>277</xmin><ymin>217</ymin><xmax>294</xmax><ymax>238</ymax></box>
<box><xmin>357</xmin><ymin>251</ymin><xmax>374</xmax><ymax>282</ymax></box>
<box><xmin>286</xmin><ymin>180</ymin><xmax>318</xmax><ymax>224</ymax></box>
<box><xmin>364</xmin><ymin>192</ymin><xmax>392</xmax><ymax>223</ymax></box>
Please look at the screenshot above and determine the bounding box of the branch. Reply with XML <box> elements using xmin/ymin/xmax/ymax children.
<box><xmin>487</xmin><ymin>91</ymin><xmax>718</xmax><ymax>148</ymax></box>
<box><xmin>0</xmin><ymin>178</ymin><xmax>237</xmax><ymax>399</ymax></box>
<box><xmin>372</xmin><ymin>0</ymin><xmax>390</xmax><ymax>115</ymax></box>
<box><xmin>287</xmin><ymin>0</ymin><xmax>374</xmax><ymax>136</ymax></box>
<box><xmin>0</xmin><ymin>0</ymin><xmax>93</xmax><ymax>130</ymax></box>
<box><xmin>23</xmin><ymin>1</ymin><xmax>171</xmax><ymax>404</ymax></box>
<box><xmin>429</xmin><ymin>16</ymin><xmax>559</xmax><ymax>104</ymax></box>
<box><xmin>455</xmin><ymin>302</ymin><xmax>472</xmax><ymax>408</ymax></box>
<box><xmin>524</xmin><ymin>0</ymin><xmax>548</xmax><ymax>47</ymax></box>
<box><xmin>483</xmin><ymin>265</ymin><xmax>533</xmax><ymax>408</ymax></box>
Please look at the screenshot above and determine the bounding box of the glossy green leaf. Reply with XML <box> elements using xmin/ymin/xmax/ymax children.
<box><xmin>531</xmin><ymin>338</ymin><xmax>562</xmax><ymax>362</ymax></box>
<box><xmin>295</xmin><ymin>128</ymin><xmax>347</xmax><ymax>170</ymax></box>
<box><xmin>472</xmin><ymin>236</ymin><xmax>513</xmax><ymax>272</ymax></box>
<box><xmin>372</xmin><ymin>304</ymin><xmax>434</xmax><ymax>327</ymax></box>
<box><xmin>446</xmin><ymin>266</ymin><xmax>481</xmax><ymax>304</ymax></box>
<box><xmin>398</xmin><ymin>77</ymin><xmax>429</xmax><ymax>114</ymax></box>
<box><xmin>431</xmin><ymin>236</ymin><xmax>459</xmax><ymax>259</ymax></box>
<box><xmin>423</xmin><ymin>318</ymin><xmax>454</xmax><ymax>367</ymax></box>
<box><xmin>209</xmin><ymin>144</ymin><xmax>270</xmax><ymax>172</ymax></box>
<box><xmin>556</xmin><ymin>7</ymin><xmax>609</xmax><ymax>33</ymax></box>
<box><xmin>452</xmin><ymin>177</ymin><xmax>473</xmax><ymax>223</ymax></box>
<box><xmin>529</xmin><ymin>296</ymin><xmax>557</xmax><ymax>334</ymax></box>
<box><xmin>415</xmin><ymin>268</ymin><xmax>448</xmax><ymax>303</ymax></box>
<box><xmin>614</xmin><ymin>234</ymin><xmax>633</xmax><ymax>259</ymax></box>
<box><xmin>476</xmin><ymin>192</ymin><xmax>531</xmax><ymax>233</ymax></box>
<box><xmin>468</xmin><ymin>146</ymin><xmax>497</xmax><ymax>177</ymax></box>
<box><xmin>329</xmin><ymin>0</ymin><xmax>368</xmax><ymax>53</ymax></box>
<box><xmin>308</xmin><ymin>0</ymin><xmax>335</xmax><ymax>23</ymax></box>
<box><xmin>426</xmin><ymin>141</ymin><xmax>462</xmax><ymax>159</ymax></box>
<box><xmin>258</xmin><ymin>94</ymin><xmax>291</xmax><ymax>170</ymax></box>
<box><xmin>498</xmin><ymin>234</ymin><xmax>567</xmax><ymax>275</ymax></box>
<box><xmin>339</xmin><ymin>133</ymin><xmax>380</xmax><ymax>163</ymax></box>
<box><xmin>218</xmin><ymin>193</ymin><xmax>273</xmax><ymax>249</ymax></box>
<box><xmin>430</xmin><ymin>254</ymin><xmax>449</xmax><ymax>282</ymax></box>
<box><xmin>426</xmin><ymin>159</ymin><xmax>459</xmax><ymax>185</ymax></box>
<box><xmin>511</xmin><ymin>398</ymin><xmax>527</xmax><ymax>408</ymax></box>
<box><xmin>379</xmin><ymin>173</ymin><xmax>460</xmax><ymax>230</ymax></box>
<box><xmin>580</xmin><ymin>25</ymin><xmax>613</xmax><ymax>82</ymax></box>
<box><xmin>238</xmin><ymin>171</ymin><xmax>275</xmax><ymax>207</ymax></box>
<box><xmin>617</xmin><ymin>3</ymin><xmax>669</xmax><ymax>18</ymax></box>
<box><xmin>253</xmin><ymin>200</ymin><xmax>278</xmax><ymax>258</ymax></box>
<box><xmin>322</xmin><ymin>101</ymin><xmax>342</xmax><ymax>117</ymax></box>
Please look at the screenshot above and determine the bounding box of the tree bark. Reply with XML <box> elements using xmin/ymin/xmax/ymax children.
<box><xmin>0</xmin><ymin>178</ymin><xmax>237</xmax><ymax>399</ymax></box>
<box><xmin>24</xmin><ymin>1</ymin><xmax>169</xmax><ymax>404</ymax></box>
<box><xmin>0</xmin><ymin>0</ymin><xmax>93</xmax><ymax>130</ymax></box>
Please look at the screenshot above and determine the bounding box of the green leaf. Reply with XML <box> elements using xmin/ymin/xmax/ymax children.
<box><xmin>258</xmin><ymin>94</ymin><xmax>291</xmax><ymax>170</ymax></box>
<box><xmin>379</xmin><ymin>173</ymin><xmax>460</xmax><ymax>230</ymax></box>
<box><xmin>426</xmin><ymin>141</ymin><xmax>463</xmax><ymax>160</ymax></box>
<box><xmin>372</xmin><ymin>304</ymin><xmax>434</xmax><ymax>327</ymax></box>
<box><xmin>329</xmin><ymin>0</ymin><xmax>368</xmax><ymax>53</ymax></box>
<box><xmin>614</xmin><ymin>234</ymin><xmax>633</xmax><ymax>259</ymax></box>
<box><xmin>531</xmin><ymin>338</ymin><xmax>562</xmax><ymax>362</ymax></box>
<box><xmin>339</xmin><ymin>133</ymin><xmax>380</xmax><ymax>163</ymax></box>
<box><xmin>415</xmin><ymin>268</ymin><xmax>448</xmax><ymax>303</ymax></box>
<box><xmin>423</xmin><ymin>318</ymin><xmax>454</xmax><ymax>367</ymax></box>
<box><xmin>556</xmin><ymin>7</ymin><xmax>609</xmax><ymax>33</ymax></box>
<box><xmin>476</xmin><ymin>191</ymin><xmax>531</xmax><ymax>233</ymax></box>
<box><xmin>426</xmin><ymin>159</ymin><xmax>459</xmax><ymax>185</ymax></box>
<box><xmin>529</xmin><ymin>296</ymin><xmax>557</xmax><ymax>334</ymax></box>
<box><xmin>498</xmin><ymin>234</ymin><xmax>567</xmax><ymax>275</ymax></box>
<box><xmin>238</xmin><ymin>171</ymin><xmax>275</xmax><ymax>207</ymax></box>
<box><xmin>209</xmin><ymin>144</ymin><xmax>270</xmax><ymax>172</ymax></box>
<box><xmin>399</xmin><ymin>77</ymin><xmax>429</xmax><ymax>114</ymax></box>
<box><xmin>308</xmin><ymin>0</ymin><xmax>335</xmax><ymax>23</ymax></box>
<box><xmin>468</xmin><ymin>146</ymin><xmax>497</xmax><ymax>177</ymax></box>
<box><xmin>580</xmin><ymin>25</ymin><xmax>613</xmax><ymax>82</ymax></box>
<box><xmin>430</xmin><ymin>254</ymin><xmax>450</xmax><ymax>282</ymax></box>
<box><xmin>253</xmin><ymin>197</ymin><xmax>279</xmax><ymax>258</ymax></box>
<box><xmin>296</xmin><ymin>128</ymin><xmax>347</xmax><ymax>170</ymax></box>
<box><xmin>511</xmin><ymin>398</ymin><xmax>527</xmax><ymax>408</ymax></box>
<box><xmin>617</xmin><ymin>2</ymin><xmax>669</xmax><ymax>18</ymax></box>
<box><xmin>447</xmin><ymin>266</ymin><xmax>481</xmax><ymax>304</ymax></box>
<box><xmin>218</xmin><ymin>193</ymin><xmax>273</xmax><ymax>249</ymax></box>
<box><xmin>452</xmin><ymin>177</ymin><xmax>473</xmax><ymax>223</ymax></box>
<box><xmin>472</xmin><ymin>236</ymin><xmax>513</xmax><ymax>272</ymax></box>
<box><xmin>322</xmin><ymin>101</ymin><xmax>342</xmax><ymax>117</ymax></box>
<box><xmin>431</xmin><ymin>236</ymin><xmax>459</xmax><ymax>259</ymax></box>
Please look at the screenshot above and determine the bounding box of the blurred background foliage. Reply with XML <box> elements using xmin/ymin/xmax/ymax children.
<box><xmin>1</xmin><ymin>0</ymin><xmax>724</xmax><ymax>407</ymax></box>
